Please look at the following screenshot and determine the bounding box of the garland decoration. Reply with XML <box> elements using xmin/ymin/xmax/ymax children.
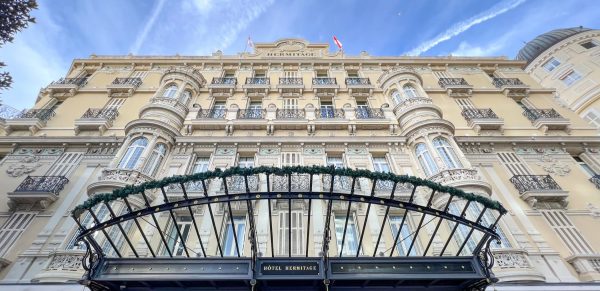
<box><xmin>72</xmin><ymin>166</ymin><xmax>506</xmax><ymax>217</ymax></box>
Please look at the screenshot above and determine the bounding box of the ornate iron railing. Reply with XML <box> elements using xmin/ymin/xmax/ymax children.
<box><xmin>312</xmin><ymin>78</ymin><xmax>336</xmax><ymax>85</ymax></box>
<box><xmin>523</xmin><ymin>108</ymin><xmax>564</xmax><ymax>121</ymax></box>
<box><xmin>50</xmin><ymin>77</ymin><xmax>87</xmax><ymax>87</ymax></box>
<box><xmin>345</xmin><ymin>77</ymin><xmax>370</xmax><ymax>86</ymax></box>
<box><xmin>492</xmin><ymin>78</ymin><xmax>525</xmax><ymax>88</ymax></box>
<box><xmin>279</xmin><ymin>77</ymin><xmax>303</xmax><ymax>85</ymax></box>
<box><xmin>438</xmin><ymin>78</ymin><xmax>470</xmax><ymax>88</ymax></box>
<box><xmin>197</xmin><ymin>108</ymin><xmax>227</xmax><ymax>119</ymax></box>
<box><xmin>81</xmin><ymin>108</ymin><xmax>119</xmax><ymax>121</ymax></box>
<box><xmin>462</xmin><ymin>108</ymin><xmax>499</xmax><ymax>121</ymax></box>
<box><xmin>356</xmin><ymin>107</ymin><xmax>385</xmax><ymax>119</ymax></box>
<box><xmin>316</xmin><ymin>108</ymin><xmax>344</xmax><ymax>119</ymax></box>
<box><xmin>112</xmin><ymin>77</ymin><xmax>142</xmax><ymax>88</ymax></box>
<box><xmin>590</xmin><ymin>174</ymin><xmax>600</xmax><ymax>189</ymax></box>
<box><xmin>14</xmin><ymin>176</ymin><xmax>69</xmax><ymax>195</ymax></box>
<box><xmin>509</xmin><ymin>175</ymin><xmax>562</xmax><ymax>194</ymax></box>
<box><xmin>237</xmin><ymin>109</ymin><xmax>265</xmax><ymax>119</ymax></box>
<box><xmin>211</xmin><ymin>77</ymin><xmax>237</xmax><ymax>85</ymax></box>
<box><xmin>15</xmin><ymin>108</ymin><xmax>56</xmax><ymax>121</ymax></box>
<box><xmin>245</xmin><ymin>77</ymin><xmax>269</xmax><ymax>85</ymax></box>
<box><xmin>276</xmin><ymin>109</ymin><xmax>305</xmax><ymax>119</ymax></box>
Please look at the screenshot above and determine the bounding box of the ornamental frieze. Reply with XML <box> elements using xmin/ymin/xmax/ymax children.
<box><xmin>14</xmin><ymin>147</ymin><xmax>63</xmax><ymax>156</ymax></box>
<box><xmin>259</xmin><ymin>148</ymin><xmax>280</xmax><ymax>156</ymax></box>
<box><xmin>303</xmin><ymin>148</ymin><xmax>324</xmax><ymax>155</ymax></box>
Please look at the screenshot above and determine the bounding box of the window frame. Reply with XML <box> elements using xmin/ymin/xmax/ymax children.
<box><xmin>118</xmin><ymin>137</ymin><xmax>149</xmax><ymax>169</ymax></box>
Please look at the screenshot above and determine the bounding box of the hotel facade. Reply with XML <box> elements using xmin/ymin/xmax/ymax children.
<box><xmin>0</xmin><ymin>39</ymin><xmax>599</xmax><ymax>290</ymax></box>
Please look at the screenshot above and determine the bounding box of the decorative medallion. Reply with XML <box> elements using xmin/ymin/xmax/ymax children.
<box><xmin>259</xmin><ymin>148</ymin><xmax>280</xmax><ymax>156</ymax></box>
<box><xmin>15</xmin><ymin>148</ymin><xmax>63</xmax><ymax>155</ymax></box>
<box><xmin>537</xmin><ymin>154</ymin><xmax>571</xmax><ymax>176</ymax></box>
<box><xmin>303</xmin><ymin>148</ymin><xmax>324</xmax><ymax>155</ymax></box>
<box><xmin>6</xmin><ymin>154</ymin><xmax>41</xmax><ymax>177</ymax></box>
<box><xmin>346</xmin><ymin>147</ymin><xmax>368</xmax><ymax>155</ymax></box>
<box><xmin>215</xmin><ymin>148</ymin><xmax>236</xmax><ymax>156</ymax></box>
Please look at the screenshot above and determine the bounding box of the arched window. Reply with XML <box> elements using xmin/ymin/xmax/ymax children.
<box><xmin>163</xmin><ymin>84</ymin><xmax>178</xmax><ymax>98</ymax></box>
<box><xmin>118</xmin><ymin>137</ymin><xmax>148</xmax><ymax>169</ymax></box>
<box><xmin>391</xmin><ymin>90</ymin><xmax>404</xmax><ymax>105</ymax></box>
<box><xmin>179</xmin><ymin>90</ymin><xmax>192</xmax><ymax>105</ymax></box>
<box><xmin>433</xmin><ymin>137</ymin><xmax>462</xmax><ymax>169</ymax></box>
<box><xmin>142</xmin><ymin>143</ymin><xmax>167</xmax><ymax>176</ymax></box>
<box><xmin>403</xmin><ymin>84</ymin><xmax>418</xmax><ymax>98</ymax></box>
<box><xmin>415</xmin><ymin>143</ymin><xmax>438</xmax><ymax>176</ymax></box>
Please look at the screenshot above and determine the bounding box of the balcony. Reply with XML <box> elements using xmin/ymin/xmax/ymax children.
<box><xmin>238</xmin><ymin>109</ymin><xmax>265</xmax><ymax>119</ymax></box>
<box><xmin>8</xmin><ymin>176</ymin><xmax>69</xmax><ymax>210</ymax></box>
<box><xmin>144</xmin><ymin>97</ymin><xmax>189</xmax><ymax>119</ymax></box>
<box><xmin>198</xmin><ymin>108</ymin><xmax>227</xmax><ymax>119</ymax></box>
<box><xmin>392</xmin><ymin>97</ymin><xmax>441</xmax><ymax>123</ymax></box>
<box><xmin>314</xmin><ymin>108</ymin><xmax>347</xmax><ymax>131</ymax></box>
<box><xmin>316</xmin><ymin>108</ymin><xmax>345</xmax><ymax>119</ymax></box>
<box><xmin>438</xmin><ymin>78</ymin><xmax>473</xmax><ymax>97</ymax></box>
<box><xmin>107</xmin><ymin>77</ymin><xmax>142</xmax><ymax>97</ymax></box>
<box><xmin>509</xmin><ymin>175</ymin><xmax>568</xmax><ymax>208</ymax></box>
<box><xmin>567</xmin><ymin>254</ymin><xmax>600</xmax><ymax>282</ymax></box>
<box><xmin>46</xmin><ymin>78</ymin><xmax>87</xmax><ymax>98</ymax></box>
<box><xmin>88</xmin><ymin>169</ymin><xmax>152</xmax><ymax>197</ymax></box>
<box><xmin>276</xmin><ymin>109</ymin><xmax>305</xmax><ymax>119</ymax></box>
<box><xmin>312</xmin><ymin>78</ymin><xmax>338</xmax><ymax>96</ymax></box>
<box><xmin>428</xmin><ymin>168</ymin><xmax>491</xmax><ymax>196</ymax></box>
<box><xmin>31</xmin><ymin>250</ymin><xmax>86</xmax><ymax>283</ymax></box>
<box><xmin>277</xmin><ymin>78</ymin><xmax>304</xmax><ymax>93</ymax></box>
<box><xmin>246</xmin><ymin>77</ymin><xmax>270</xmax><ymax>85</ymax></box>
<box><xmin>462</xmin><ymin>108</ymin><xmax>504</xmax><ymax>133</ymax></box>
<box><xmin>590</xmin><ymin>174</ymin><xmax>600</xmax><ymax>189</ymax></box>
<box><xmin>210</xmin><ymin>77</ymin><xmax>237</xmax><ymax>87</ymax></box>
<box><xmin>492</xmin><ymin>78</ymin><xmax>529</xmax><ymax>100</ymax></box>
<box><xmin>356</xmin><ymin>108</ymin><xmax>385</xmax><ymax>119</ymax></box>
<box><xmin>74</xmin><ymin>108</ymin><xmax>119</xmax><ymax>135</ymax></box>
<box><xmin>492</xmin><ymin>249</ymin><xmax>545</xmax><ymax>282</ymax></box>
<box><xmin>523</xmin><ymin>108</ymin><xmax>570</xmax><ymax>134</ymax></box>
<box><xmin>345</xmin><ymin>78</ymin><xmax>372</xmax><ymax>97</ymax></box>
<box><xmin>4</xmin><ymin>108</ymin><xmax>55</xmax><ymax>135</ymax></box>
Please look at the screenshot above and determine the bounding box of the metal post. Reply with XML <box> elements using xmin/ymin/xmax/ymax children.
<box><xmin>141</xmin><ymin>191</ymin><xmax>173</xmax><ymax>258</ymax></box>
<box><xmin>123</xmin><ymin>197</ymin><xmax>156</xmax><ymax>257</ymax></box>
<box><xmin>103</xmin><ymin>201</ymin><xmax>139</xmax><ymax>258</ymax></box>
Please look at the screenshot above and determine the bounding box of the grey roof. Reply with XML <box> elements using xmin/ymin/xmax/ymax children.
<box><xmin>516</xmin><ymin>27</ymin><xmax>592</xmax><ymax>65</ymax></box>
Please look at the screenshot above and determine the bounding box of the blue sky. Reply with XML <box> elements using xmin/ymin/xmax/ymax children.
<box><xmin>1</xmin><ymin>0</ymin><xmax>599</xmax><ymax>109</ymax></box>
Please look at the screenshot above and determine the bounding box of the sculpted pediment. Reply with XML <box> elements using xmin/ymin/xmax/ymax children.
<box><xmin>252</xmin><ymin>39</ymin><xmax>329</xmax><ymax>58</ymax></box>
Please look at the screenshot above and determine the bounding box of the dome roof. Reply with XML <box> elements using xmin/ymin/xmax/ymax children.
<box><xmin>516</xmin><ymin>27</ymin><xmax>592</xmax><ymax>65</ymax></box>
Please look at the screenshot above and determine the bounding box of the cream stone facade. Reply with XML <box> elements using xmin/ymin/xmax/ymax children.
<box><xmin>0</xmin><ymin>39</ymin><xmax>600</xmax><ymax>290</ymax></box>
<box><xmin>518</xmin><ymin>27</ymin><xmax>600</xmax><ymax>129</ymax></box>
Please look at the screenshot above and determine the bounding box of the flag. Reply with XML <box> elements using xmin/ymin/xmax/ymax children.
<box><xmin>247</xmin><ymin>37</ymin><xmax>254</xmax><ymax>48</ymax></box>
<box><xmin>333</xmin><ymin>36</ymin><xmax>343</xmax><ymax>50</ymax></box>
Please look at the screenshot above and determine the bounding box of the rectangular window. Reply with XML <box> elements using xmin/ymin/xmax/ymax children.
<box><xmin>356</xmin><ymin>101</ymin><xmax>369</xmax><ymax>118</ymax></box>
<box><xmin>389</xmin><ymin>215</ymin><xmax>417</xmax><ymax>256</ymax></box>
<box><xmin>212</xmin><ymin>102</ymin><xmax>227</xmax><ymax>118</ymax></box>
<box><xmin>278</xmin><ymin>210</ymin><xmax>304</xmax><ymax>256</ymax></box>
<box><xmin>372</xmin><ymin>157</ymin><xmax>391</xmax><ymax>173</ymax></box>
<box><xmin>284</xmin><ymin>71</ymin><xmax>298</xmax><ymax>78</ymax></box>
<box><xmin>253</xmin><ymin>71</ymin><xmax>266</xmax><ymax>78</ymax></box>
<box><xmin>281</xmin><ymin>152</ymin><xmax>301</xmax><ymax>166</ymax></box>
<box><xmin>541</xmin><ymin>210</ymin><xmax>594</xmax><ymax>255</ymax></box>
<box><xmin>0</xmin><ymin>212</ymin><xmax>36</xmax><ymax>257</ymax></box>
<box><xmin>497</xmin><ymin>152</ymin><xmax>532</xmax><ymax>176</ymax></box>
<box><xmin>192</xmin><ymin>157</ymin><xmax>210</xmax><ymax>173</ymax></box>
<box><xmin>222</xmin><ymin>215</ymin><xmax>246</xmax><ymax>256</ymax></box>
<box><xmin>580</xmin><ymin>40</ymin><xmax>598</xmax><ymax>49</ymax></box>
<box><xmin>45</xmin><ymin>152</ymin><xmax>83</xmax><ymax>177</ymax></box>
<box><xmin>561</xmin><ymin>70</ymin><xmax>582</xmax><ymax>86</ymax></box>
<box><xmin>283</xmin><ymin>98</ymin><xmax>298</xmax><ymax>110</ymax></box>
<box><xmin>334</xmin><ymin>214</ymin><xmax>361</xmax><ymax>256</ymax></box>
<box><xmin>574</xmin><ymin>156</ymin><xmax>596</xmax><ymax>177</ymax></box>
<box><xmin>164</xmin><ymin>216</ymin><xmax>192</xmax><ymax>256</ymax></box>
<box><xmin>433</xmin><ymin>71</ymin><xmax>452</xmax><ymax>79</ymax></box>
<box><xmin>104</xmin><ymin>97</ymin><xmax>126</xmax><ymax>111</ymax></box>
<box><xmin>316</xmin><ymin>70</ymin><xmax>328</xmax><ymax>77</ymax></box>
<box><xmin>347</xmin><ymin>71</ymin><xmax>359</xmax><ymax>77</ymax></box>
<box><xmin>320</xmin><ymin>101</ymin><xmax>334</xmax><ymax>118</ymax></box>
<box><xmin>542</xmin><ymin>58</ymin><xmax>561</xmax><ymax>72</ymax></box>
<box><xmin>130</xmin><ymin>70</ymin><xmax>148</xmax><ymax>79</ymax></box>
<box><xmin>248</xmin><ymin>102</ymin><xmax>262</xmax><ymax>110</ymax></box>
<box><xmin>327</xmin><ymin>156</ymin><xmax>344</xmax><ymax>168</ymax></box>
<box><xmin>238</xmin><ymin>157</ymin><xmax>254</xmax><ymax>168</ymax></box>
<box><xmin>583</xmin><ymin>110</ymin><xmax>600</xmax><ymax>127</ymax></box>
<box><xmin>455</xmin><ymin>98</ymin><xmax>475</xmax><ymax>110</ymax></box>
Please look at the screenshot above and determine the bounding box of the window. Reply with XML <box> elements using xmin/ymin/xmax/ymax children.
<box><xmin>0</xmin><ymin>212</ymin><xmax>36</xmax><ymax>257</ymax></box>
<box><xmin>224</xmin><ymin>71</ymin><xmax>235</xmax><ymax>78</ymax></box>
<box><xmin>449</xmin><ymin>202</ymin><xmax>478</xmax><ymax>255</ymax></box>
<box><xmin>542</xmin><ymin>58</ymin><xmax>561</xmax><ymax>72</ymax></box>
<box><xmin>433</xmin><ymin>137</ymin><xmax>462</xmax><ymax>169</ymax></box>
<box><xmin>497</xmin><ymin>152</ymin><xmax>532</xmax><ymax>175</ymax></box>
<box><xmin>118</xmin><ymin>137</ymin><xmax>148</xmax><ymax>169</ymax></box>
<box><xmin>192</xmin><ymin>157</ymin><xmax>210</xmax><ymax>173</ymax></box>
<box><xmin>284</xmin><ymin>70</ymin><xmax>298</xmax><ymax>78</ymax></box>
<box><xmin>356</xmin><ymin>101</ymin><xmax>369</xmax><ymax>118</ymax></box>
<box><xmin>574</xmin><ymin>156</ymin><xmax>596</xmax><ymax>177</ymax></box>
<box><xmin>254</xmin><ymin>71</ymin><xmax>266</xmax><ymax>78</ymax></box>
<box><xmin>131</xmin><ymin>70</ymin><xmax>148</xmax><ymax>79</ymax></box>
<box><xmin>389</xmin><ymin>215</ymin><xmax>417</xmax><ymax>256</ymax></box>
<box><xmin>334</xmin><ymin>214</ymin><xmax>360</xmax><ymax>256</ymax></box>
<box><xmin>179</xmin><ymin>90</ymin><xmax>192</xmax><ymax>105</ymax></box>
<box><xmin>402</xmin><ymin>84</ymin><xmax>418</xmax><ymax>98</ymax></box>
<box><xmin>583</xmin><ymin>110</ymin><xmax>600</xmax><ymax>127</ymax></box>
<box><xmin>320</xmin><ymin>101</ymin><xmax>335</xmax><ymax>118</ymax></box>
<box><xmin>372</xmin><ymin>157</ymin><xmax>390</xmax><ymax>173</ymax></box>
<box><xmin>415</xmin><ymin>143</ymin><xmax>438</xmax><ymax>176</ymax></box>
<box><xmin>238</xmin><ymin>157</ymin><xmax>254</xmax><ymax>168</ymax></box>
<box><xmin>316</xmin><ymin>70</ymin><xmax>328</xmax><ymax>77</ymax></box>
<box><xmin>278</xmin><ymin>210</ymin><xmax>304</xmax><ymax>256</ymax></box>
<box><xmin>347</xmin><ymin>70</ymin><xmax>359</xmax><ymax>77</ymax></box>
<box><xmin>212</xmin><ymin>102</ymin><xmax>227</xmax><ymax>118</ymax></box>
<box><xmin>281</xmin><ymin>152</ymin><xmax>301</xmax><ymax>166</ymax></box>
<box><xmin>327</xmin><ymin>156</ymin><xmax>344</xmax><ymax>168</ymax></box>
<box><xmin>103</xmin><ymin>97</ymin><xmax>126</xmax><ymax>113</ymax></box>
<box><xmin>541</xmin><ymin>210</ymin><xmax>594</xmax><ymax>254</ymax></box>
<box><xmin>561</xmin><ymin>70</ymin><xmax>582</xmax><ymax>86</ymax></box>
<box><xmin>455</xmin><ymin>98</ymin><xmax>475</xmax><ymax>110</ymax></box>
<box><xmin>222</xmin><ymin>216</ymin><xmax>246</xmax><ymax>256</ymax></box>
<box><xmin>580</xmin><ymin>40</ymin><xmax>598</xmax><ymax>49</ymax></box>
<box><xmin>142</xmin><ymin>143</ymin><xmax>167</xmax><ymax>176</ymax></box>
<box><xmin>164</xmin><ymin>216</ymin><xmax>192</xmax><ymax>256</ymax></box>
<box><xmin>46</xmin><ymin>152</ymin><xmax>83</xmax><ymax>177</ymax></box>
<box><xmin>391</xmin><ymin>90</ymin><xmax>404</xmax><ymax>105</ymax></box>
<box><xmin>283</xmin><ymin>98</ymin><xmax>298</xmax><ymax>110</ymax></box>
<box><xmin>163</xmin><ymin>84</ymin><xmax>178</xmax><ymax>98</ymax></box>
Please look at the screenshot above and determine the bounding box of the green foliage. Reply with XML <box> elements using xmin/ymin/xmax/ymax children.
<box><xmin>73</xmin><ymin>166</ymin><xmax>507</xmax><ymax>217</ymax></box>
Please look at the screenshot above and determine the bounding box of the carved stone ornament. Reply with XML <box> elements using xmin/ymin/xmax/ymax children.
<box><xmin>537</xmin><ymin>154</ymin><xmax>571</xmax><ymax>176</ymax></box>
<box><xmin>303</xmin><ymin>148</ymin><xmax>324</xmax><ymax>155</ymax></box>
<box><xmin>346</xmin><ymin>147</ymin><xmax>368</xmax><ymax>155</ymax></box>
<box><xmin>215</xmin><ymin>148</ymin><xmax>236</xmax><ymax>155</ymax></box>
<box><xmin>6</xmin><ymin>154</ymin><xmax>41</xmax><ymax>177</ymax></box>
<box><xmin>259</xmin><ymin>148</ymin><xmax>280</xmax><ymax>156</ymax></box>
<box><xmin>15</xmin><ymin>147</ymin><xmax>63</xmax><ymax>155</ymax></box>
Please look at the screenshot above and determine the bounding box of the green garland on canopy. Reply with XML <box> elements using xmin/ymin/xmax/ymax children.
<box><xmin>72</xmin><ymin>165</ymin><xmax>507</xmax><ymax>217</ymax></box>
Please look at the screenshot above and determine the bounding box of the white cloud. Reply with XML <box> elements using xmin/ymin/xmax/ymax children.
<box><xmin>405</xmin><ymin>0</ymin><xmax>526</xmax><ymax>56</ymax></box>
<box><xmin>130</xmin><ymin>0</ymin><xmax>166</xmax><ymax>55</ymax></box>
<box><xmin>451</xmin><ymin>41</ymin><xmax>502</xmax><ymax>56</ymax></box>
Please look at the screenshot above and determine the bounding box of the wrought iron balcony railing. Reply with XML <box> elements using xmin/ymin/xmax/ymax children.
<box><xmin>245</xmin><ymin>77</ymin><xmax>270</xmax><ymax>85</ymax></box>
<box><xmin>492</xmin><ymin>78</ymin><xmax>525</xmax><ymax>88</ymax></box>
<box><xmin>276</xmin><ymin>109</ymin><xmax>305</xmax><ymax>119</ymax></box>
<box><xmin>438</xmin><ymin>78</ymin><xmax>470</xmax><ymax>88</ymax></box>
<box><xmin>81</xmin><ymin>108</ymin><xmax>119</xmax><ymax>121</ymax></box>
<box><xmin>237</xmin><ymin>109</ymin><xmax>265</xmax><ymax>119</ymax></box>
<box><xmin>345</xmin><ymin>77</ymin><xmax>371</xmax><ymax>86</ymax></box>
<box><xmin>312</xmin><ymin>77</ymin><xmax>336</xmax><ymax>85</ymax></box>
<box><xmin>316</xmin><ymin>108</ymin><xmax>345</xmax><ymax>119</ymax></box>
<box><xmin>111</xmin><ymin>77</ymin><xmax>142</xmax><ymax>88</ymax></box>
<box><xmin>279</xmin><ymin>77</ymin><xmax>303</xmax><ymax>85</ymax></box>
<box><xmin>14</xmin><ymin>176</ymin><xmax>69</xmax><ymax>195</ymax></box>
<box><xmin>523</xmin><ymin>108</ymin><xmax>564</xmax><ymax>122</ymax></box>
<box><xmin>211</xmin><ymin>77</ymin><xmax>237</xmax><ymax>85</ymax></box>
<box><xmin>50</xmin><ymin>77</ymin><xmax>87</xmax><ymax>87</ymax></box>
<box><xmin>197</xmin><ymin>108</ymin><xmax>227</xmax><ymax>119</ymax></box>
<box><xmin>356</xmin><ymin>108</ymin><xmax>385</xmax><ymax>119</ymax></box>
<box><xmin>509</xmin><ymin>175</ymin><xmax>562</xmax><ymax>194</ymax></box>
<box><xmin>590</xmin><ymin>174</ymin><xmax>600</xmax><ymax>189</ymax></box>
<box><xmin>462</xmin><ymin>108</ymin><xmax>499</xmax><ymax>121</ymax></box>
<box><xmin>14</xmin><ymin>108</ymin><xmax>55</xmax><ymax>121</ymax></box>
